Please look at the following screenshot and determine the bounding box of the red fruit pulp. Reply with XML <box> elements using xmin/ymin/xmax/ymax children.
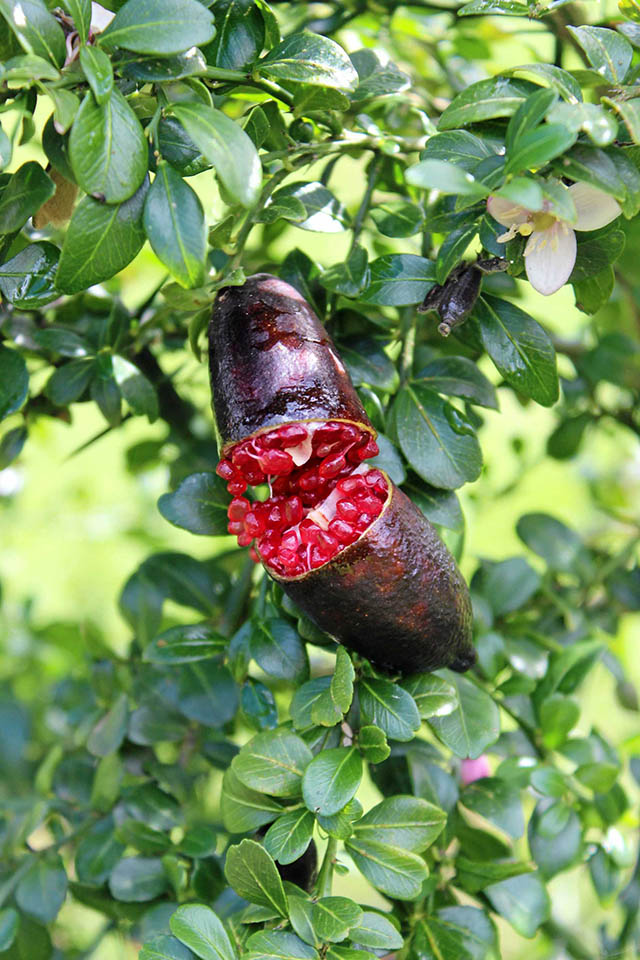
<box><xmin>217</xmin><ymin>421</ymin><xmax>388</xmax><ymax>577</ymax></box>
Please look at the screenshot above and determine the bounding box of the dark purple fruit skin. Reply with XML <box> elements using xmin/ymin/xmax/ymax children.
<box><xmin>209</xmin><ymin>273</ymin><xmax>372</xmax><ymax>452</ymax></box>
<box><xmin>272</xmin><ymin>480</ymin><xmax>475</xmax><ymax>676</ymax></box>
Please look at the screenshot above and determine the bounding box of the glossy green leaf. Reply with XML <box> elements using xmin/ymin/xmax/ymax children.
<box><xmin>567</xmin><ymin>25</ymin><xmax>632</xmax><ymax>84</ymax></box>
<box><xmin>0</xmin><ymin>345</ymin><xmax>28</xmax><ymax>420</ymax></box>
<box><xmin>516</xmin><ymin>513</ymin><xmax>587</xmax><ymax>573</ymax></box>
<box><xmin>143</xmin><ymin>623</ymin><xmax>227</xmax><ymax>665</ymax></box>
<box><xmin>428</xmin><ymin>672</ymin><xmax>500</xmax><ymax>759</ymax></box>
<box><xmin>75</xmin><ymin>817</ymin><xmax>126</xmax><ymax>885</ymax></box>
<box><xmin>233</xmin><ymin>729</ymin><xmax>312</xmax><ymax>797</ymax></box>
<box><xmin>353</xmin><ymin>795</ymin><xmax>446</xmax><ymax>851</ymax></box>
<box><xmin>349</xmin><ymin>911</ymin><xmax>403</xmax><ymax>950</ymax></box>
<box><xmin>225</xmin><ymin>839</ymin><xmax>288</xmax><ymax>916</ymax></box>
<box><xmin>485</xmin><ymin>872</ymin><xmax>550</xmax><ymax>938</ymax></box>
<box><xmin>221</xmin><ymin>767</ymin><xmax>282</xmax><ymax>834</ymax></box>
<box><xmin>56</xmin><ymin>179</ymin><xmax>148</xmax><ymax>293</ymax></box>
<box><xmin>272</xmin><ymin>182</ymin><xmax>349</xmax><ymax>232</ymax></box>
<box><xmin>158</xmin><ymin>472</ymin><xmax>229</xmax><ymax>537</ymax></box>
<box><xmin>504</xmin><ymin>123</ymin><xmax>576</xmax><ymax>176</ymax></box>
<box><xmin>69</xmin><ymin>90</ymin><xmax>147</xmax><ymax>203</ymax></box>
<box><xmin>0</xmin><ymin>0</ymin><xmax>66</xmax><ymax>65</ymax></box>
<box><xmin>140</xmin><ymin>935</ymin><xmax>197</xmax><ymax>960</ymax></box>
<box><xmin>264</xmin><ymin>809</ymin><xmax>314</xmax><ymax>865</ymax></box>
<box><xmin>406</xmin><ymin>159</ymin><xmax>489</xmax><ymax>199</ymax></box>
<box><xmin>394</xmin><ymin>384</ymin><xmax>482</xmax><ymax>489</ymax></box>
<box><xmin>245</xmin><ymin>930</ymin><xmax>317</xmax><ymax>960</ymax></box>
<box><xmin>170</xmin><ymin>904</ymin><xmax>237</xmax><ymax>960</ymax></box>
<box><xmin>60</xmin><ymin>0</ymin><xmax>90</xmax><ymax>44</ymax></box>
<box><xmin>144</xmin><ymin>163</ymin><xmax>206</xmax><ymax>288</ymax></box>
<box><xmin>439</xmin><ymin>77</ymin><xmax>536</xmax><ymax>129</ymax></box>
<box><xmin>251</xmin><ymin>617</ymin><xmax>309</xmax><ymax>683</ymax></box>
<box><xmin>112</xmin><ymin>355</ymin><xmax>158</xmax><ymax>422</ymax></box>
<box><xmin>44</xmin><ymin>358</ymin><xmax>95</xmax><ymax>406</ymax></box>
<box><xmin>302</xmin><ymin>747</ymin><xmax>363</xmax><ymax>816</ymax></box>
<box><xmin>0</xmin><ymin>161</ymin><xmax>54</xmax><ymax>233</ymax></box>
<box><xmin>345</xmin><ymin>836</ymin><xmax>427</xmax><ymax>899</ymax></box>
<box><xmin>359</xmin><ymin>254</ymin><xmax>435</xmax><ymax>305</ymax></box>
<box><xmin>207</xmin><ymin>0</ymin><xmax>264</xmax><ymax>71</ymax></box>
<box><xmin>171</xmin><ymin>102</ymin><xmax>261</xmax><ymax>208</ymax></box>
<box><xmin>79</xmin><ymin>45</ymin><xmax>113</xmax><ymax>104</ymax></box>
<box><xmin>87</xmin><ymin>692</ymin><xmax>128</xmax><ymax>756</ymax></box>
<box><xmin>370</xmin><ymin>200</ymin><xmax>423</xmax><ymax>237</ymax></box>
<box><xmin>257</xmin><ymin>32</ymin><xmax>358</xmax><ymax>91</ymax></box>
<box><xmin>16</xmin><ymin>856</ymin><xmax>67</xmax><ymax>923</ymax></box>
<box><xmin>99</xmin><ymin>0</ymin><xmax>215</xmax><ymax>55</ymax></box>
<box><xmin>475</xmin><ymin>295</ymin><xmax>559</xmax><ymax>407</ymax></box>
<box><xmin>415</xmin><ymin>356</ymin><xmax>498</xmax><ymax>409</ymax></box>
<box><xmin>312</xmin><ymin>898</ymin><xmax>362</xmax><ymax>943</ymax></box>
<box><xmin>358</xmin><ymin>678</ymin><xmax>420</xmax><ymax>742</ymax></box>
<box><xmin>528</xmin><ymin>802</ymin><xmax>582</xmax><ymax>877</ymax></box>
<box><xmin>401</xmin><ymin>673</ymin><xmax>457</xmax><ymax>720</ymax></box>
<box><xmin>461</xmin><ymin>777</ymin><xmax>524</xmax><ymax>838</ymax></box>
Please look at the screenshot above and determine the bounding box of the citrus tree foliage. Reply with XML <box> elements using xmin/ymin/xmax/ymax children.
<box><xmin>1</xmin><ymin>1</ymin><xmax>640</xmax><ymax>958</ymax></box>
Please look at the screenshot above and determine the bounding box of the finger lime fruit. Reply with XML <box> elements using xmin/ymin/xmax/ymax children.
<box><xmin>209</xmin><ymin>273</ymin><xmax>475</xmax><ymax>675</ymax></box>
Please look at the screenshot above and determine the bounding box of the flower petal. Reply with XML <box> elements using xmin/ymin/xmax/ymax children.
<box><xmin>487</xmin><ymin>195</ymin><xmax>528</xmax><ymax>227</ymax></box>
<box><xmin>569</xmin><ymin>182</ymin><xmax>622</xmax><ymax>231</ymax></box>
<box><xmin>524</xmin><ymin>222</ymin><xmax>577</xmax><ymax>296</ymax></box>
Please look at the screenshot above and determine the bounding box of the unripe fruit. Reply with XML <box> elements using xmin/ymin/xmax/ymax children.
<box><xmin>209</xmin><ymin>274</ymin><xmax>475</xmax><ymax>675</ymax></box>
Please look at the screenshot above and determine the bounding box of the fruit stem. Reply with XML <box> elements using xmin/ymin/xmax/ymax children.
<box><xmin>315</xmin><ymin>837</ymin><xmax>338</xmax><ymax>898</ymax></box>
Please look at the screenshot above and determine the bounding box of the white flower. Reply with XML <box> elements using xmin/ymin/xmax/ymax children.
<box><xmin>487</xmin><ymin>183</ymin><xmax>622</xmax><ymax>296</ymax></box>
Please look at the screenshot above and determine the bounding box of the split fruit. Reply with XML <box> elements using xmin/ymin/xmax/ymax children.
<box><xmin>209</xmin><ymin>273</ymin><xmax>475</xmax><ymax>675</ymax></box>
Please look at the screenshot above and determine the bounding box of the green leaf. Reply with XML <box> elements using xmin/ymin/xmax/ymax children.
<box><xmin>60</xmin><ymin>0</ymin><xmax>90</xmax><ymax>44</ymax></box>
<box><xmin>0</xmin><ymin>425</ymin><xmax>27</xmax><ymax>468</ymax></box>
<box><xmin>0</xmin><ymin>345</ymin><xmax>28</xmax><ymax>420</ymax></box>
<box><xmin>99</xmin><ymin>0</ymin><xmax>215</xmax><ymax>55</ymax></box>
<box><xmin>401</xmin><ymin>673</ymin><xmax>457</xmax><ymax>720</ymax></box>
<box><xmin>528</xmin><ymin>802</ymin><xmax>582</xmax><ymax>877</ymax></box>
<box><xmin>435</xmin><ymin>224</ymin><xmax>480</xmax><ymax>285</ymax></box>
<box><xmin>353</xmin><ymin>795</ymin><xmax>446</xmax><ymax>851</ymax></box>
<box><xmin>172</xmin><ymin>661</ymin><xmax>238</xmax><ymax>727</ymax></box>
<box><xmin>460</xmin><ymin>778</ymin><xmax>524</xmax><ymax>838</ymax></box>
<box><xmin>116</xmin><ymin>821</ymin><xmax>171</xmax><ymax>856</ymax></box>
<box><xmin>0</xmin><ymin>0</ymin><xmax>66</xmax><ymax>65</ymax></box>
<box><xmin>345</xmin><ymin>836</ymin><xmax>427</xmax><ymax>900</ymax></box>
<box><xmin>257</xmin><ymin>32</ymin><xmax>358</xmax><ymax>91</ymax></box>
<box><xmin>79</xmin><ymin>46</ymin><xmax>113</xmax><ymax>104</ymax></box>
<box><xmin>603</xmin><ymin>97</ymin><xmax>640</xmax><ymax>144</ymax></box>
<box><xmin>158</xmin><ymin>472</ymin><xmax>229</xmax><ymax>537</ymax></box>
<box><xmin>475</xmin><ymin>557</ymin><xmax>541</xmax><ymax>615</ymax></box>
<box><xmin>56</xmin><ymin>179</ymin><xmax>148</xmax><ymax>293</ymax></box>
<box><xmin>16</xmin><ymin>855</ymin><xmax>67</xmax><ymax>923</ymax></box>
<box><xmin>0</xmin><ymin>908</ymin><xmax>19</xmax><ymax>951</ymax></box>
<box><xmin>559</xmin><ymin>146</ymin><xmax>627</xmax><ymax>202</ymax></box>
<box><xmin>273</xmin><ymin>182</ymin><xmax>349</xmax><ymax>232</ymax></box>
<box><xmin>225</xmin><ymin>839</ymin><xmax>288</xmax><ymax>917</ymax></box>
<box><xmin>516</xmin><ymin>513</ymin><xmax>587</xmax><ymax>573</ymax></box>
<box><xmin>570</xmin><ymin>227</ymin><xmax>625</xmax><ymax>283</ymax></box>
<box><xmin>0</xmin><ymin>161</ymin><xmax>54</xmax><ymax>233</ymax></box>
<box><xmin>539</xmin><ymin>694</ymin><xmax>580</xmax><ymax>748</ymax></box>
<box><xmin>505</xmin><ymin>88</ymin><xmax>556</xmax><ymax>153</ymax></box>
<box><xmin>233</xmin><ymin>729</ymin><xmax>312</xmax><ymax>797</ymax></box>
<box><xmin>358</xmin><ymin>725</ymin><xmax>390</xmax><ymax>764</ymax></box>
<box><xmin>245</xmin><ymin>931</ymin><xmax>317</xmax><ymax>960</ymax></box>
<box><xmin>302</xmin><ymin>747</ymin><xmax>363</xmax><ymax>816</ymax></box>
<box><xmin>251</xmin><ymin>617</ymin><xmax>309</xmax><ymax>683</ymax></box>
<box><xmin>406</xmin><ymin>159</ymin><xmax>489</xmax><ymax>199</ymax></box>
<box><xmin>349</xmin><ymin>911</ymin><xmax>403</xmax><ymax>950</ymax></box>
<box><xmin>340</xmin><ymin>339</ymin><xmax>398</xmax><ymax>391</ymax></box>
<box><xmin>485</xmin><ymin>872</ymin><xmax>550</xmax><ymax>938</ymax></box>
<box><xmin>439</xmin><ymin>77</ymin><xmax>536</xmax><ymax>129</ymax></box>
<box><xmin>144</xmin><ymin>623</ymin><xmax>227</xmax><ymax>665</ymax></box>
<box><xmin>358</xmin><ymin>677</ymin><xmax>420</xmax><ymax>742</ymax></box>
<box><xmin>170</xmin><ymin>904</ymin><xmax>237</xmax><ymax>960</ymax></box>
<box><xmin>359</xmin><ymin>255</ymin><xmax>435</xmax><ymax>306</ymax></box>
<box><xmin>504</xmin><ymin>124</ymin><xmax>576</xmax><ymax>176</ymax></box>
<box><xmin>394</xmin><ymin>384</ymin><xmax>482</xmax><ymax>490</ymax></box>
<box><xmin>75</xmin><ymin>817</ymin><xmax>126</xmax><ymax>885</ymax></box>
<box><xmin>171</xmin><ymin>102</ymin><xmax>261</xmax><ymax>208</ymax></box>
<box><xmin>264</xmin><ymin>809</ymin><xmax>314</xmax><ymax>865</ymax></box>
<box><xmin>505</xmin><ymin>63</ymin><xmax>582</xmax><ymax>103</ymax></box>
<box><xmin>306</xmin><ymin>647</ymin><xmax>354</xmax><ymax>727</ymax></box>
<box><xmin>69</xmin><ymin>89</ymin><xmax>147</xmax><ymax>203</ymax></box>
<box><xmin>370</xmin><ymin>200</ymin><xmax>423</xmax><ymax>237</ymax></box>
<box><xmin>316</xmin><ymin>798</ymin><xmax>363</xmax><ymax>841</ymax></box>
<box><xmin>144</xmin><ymin>162</ymin><xmax>206</xmax><ymax>288</ymax></box>
<box><xmin>87</xmin><ymin>692</ymin><xmax>128</xmax><ymax>756</ymax></box>
<box><xmin>534</xmin><ymin>640</ymin><xmax>604</xmax><ymax>704</ymax></box>
<box><xmin>546</xmin><ymin>102</ymin><xmax>617</xmax><ymax>148</ymax></box>
<box><xmin>427</xmin><ymin>672</ymin><xmax>500</xmax><ymax>759</ymax></box>
<box><xmin>321</xmin><ymin>246</ymin><xmax>369</xmax><ymax>297</ymax></box>
<box><xmin>44</xmin><ymin>358</ymin><xmax>95</xmax><ymax>406</ymax></box>
<box><xmin>207</xmin><ymin>0</ymin><xmax>264</xmax><ymax>71</ymax></box>
<box><xmin>575</xmin><ymin>762</ymin><xmax>619</xmax><ymax>792</ymax></box>
<box><xmin>475</xmin><ymin>295</ymin><xmax>559</xmax><ymax>407</ymax></box>
<box><xmin>312</xmin><ymin>898</ymin><xmax>362</xmax><ymax>943</ymax></box>
<box><xmin>110</xmin><ymin>355</ymin><xmax>158</xmax><ymax>421</ymax></box>
<box><xmin>421</xmin><ymin>130</ymin><xmax>496</xmax><ymax>171</ymax></box>
<box><xmin>412</xmin><ymin>907</ymin><xmax>497</xmax><ymax>960</ymax></box>
<box><xmin>456</xmin><ymin>857</ymin><xmax>533</xmax><ymax>894</ymax></box>
<box><xmin>109</xmin><ymin>857</ymin><xmax>167</xmax><ymax>901</ymax></box>
<box><xmin>242</xmin><ymin>678</ymin><xmax>278</xmax><ymax>731</ymax></box>
<box><xmin>221</xmin><ymin>766</ymin><xmax>282</xmax><ymax>834</ymax></box>
<box><xmin>567</xmin><ymin>25</ymin><xmax>632</xmax><ymax>84</ymax></box>
<box><xmin>140</xmin><ymin>935</ymin><xmax>197</xmax><ymax>960</ymax></box>
<box><xmin>415</xmin><ymin>356</ymin><xmax>498</xmax><ymax>409</ymax></box>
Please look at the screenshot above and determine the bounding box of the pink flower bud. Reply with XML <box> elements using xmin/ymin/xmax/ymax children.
<box><xmin>460</xmin><ymin>755</ymin><xmax>490</xmax><ymax>786</ymax></box>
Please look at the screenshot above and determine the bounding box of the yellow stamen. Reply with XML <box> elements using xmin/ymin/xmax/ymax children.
<box><xmin>531</xmin><ymin>212</ymin><xmax>556</xmax><ymax>232</ymax></box>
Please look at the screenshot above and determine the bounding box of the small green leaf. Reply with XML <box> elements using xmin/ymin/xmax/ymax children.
<box><xmin>264</xmin><ymin>809</ymin><xmax>314</xmax><ymax>865</ymax></box>
<box><xmin>171</xmin><ymin>102</ymin><xmax>261</xmax><ymax>208</ymax></box>
<box><xmin>0</xmin><ymin>0</ymin><xmax>66</xmax><ymax>65</ymax></box>
<box><xmin>233</xmin><ymin>729</ymin><xmax>312</xmax><ymax>797</ymax></box>
<box><xmin>251</xmin><ymin>617</ymin><xmax>309</xmax><ymax>683</ymax></box>
<box><xmin>60</xmin><ymin>0</ymin><xmax>91</xmax><ymax>44</ymax></box>
<box><xmin>461</xmin><ymin>777</ymin><xmax>524</xmax><ymax>838</ymax></box>
<box><xmin>427</xmin><ymin>672</ymin><xmax>500</xmax><ymax>759</ymax></box>
<box><xmin>170</xmin><ymin>904</ymin><xmax>237</xmax><ymax>960</ymax></box>
<box><xmin>99</xmin><ymin>0</ymin><xmax>215</xmax><ymax>55</ymax></box>
<box><xmin>439</xmin><ymin>77</ymin><xmax>536</xmax><ymax>129</ymax></box>
<box><xmin>345</xmin><ymin>836</ymin><xmax>427</xmax><ymax>900</ymax></box>
<box><xmin>349</xmin><ymin>911</ymin><xmax>403</xmax><ymax>950</ymax></box>
<box><xmin>221</xmin><ymin>767</ymin><xmax>282</xmax><ymax>834</ymax></box>
<box><xmin>224</xmin><ymin>839</ymin><xmax>288</xmax><ymax>917</ymax></box>
<box><xmin>44</xmin><ymin>358</ymin><xmax>96</xmax><ymax>406</ymax></box>
<box><xmin>415</xmin><ymin>356</ymin><xmax>498</xmax><ymax>410</ymax></box>
<box><xmin>359</xmin><ymin>254</ymin><xmax>435</xmax><ymax>306</ymax></box>
<box><xmin>108</xmin><ymin>857</ymin><xmax>167</xmax><ymax>901</ymax></box>
<box><xmin>0</xmin><ymin>345</ymin><xmax>28</xmax><ymax>420</ymax></box>
<box><xmin>158</xmin><ymin>472</ymin><xmax>229</xmax><ymax>537</ymax></box>
<box><xmin>112</xmin><ymin>355</ymin><xmax>158</xmax><ymax>422</ymax></box>
<box><xmin>406</xmin><ymin>159</ymin><xmax>489</xmax><ymax>199</ymax></box>
<box><xmin>353</xmin><ymin>795</ymin><xmax>446</xmax><ymax>852</ymax></box>
<box><xmin>567</xmin><ymin>25</ymin><xmax>633</xmax><ymax>84</ymax></box>
<box><xmin>370</xmin><ymin>200</ymin><xmax>423</xmax><ymax>237</ymax></box>
<box><xmin>69</xmin><ymin>89</ymin><xmax>147</xmax><ymax>203</ymax></box>
<box><xmin>75</xmin><ymin>817</ymin><xmax>125</xmax><ymax>885</ymax></box>
<box><xmin>516</xmin><ymin>513</ymin><xmax>587</xmax><ymax>573</ymax></box>
<box><xmin>272</xmin><ymin>182</ymin><xmax>349</xmax><ymax>232</ymax></box>
<box><xmin>394</xmin><ymin>384</ymin><xmax>482</xmax><ymax>490</ymax></box>
<box><xmin>87</xmin><ymin>692</ymin><xmax>128</xmax><ymax>757</ymax></box>
<box><xmin>485</xmin><ymin>872</ymin><xmax>550</xmax><ymax>938</ymax></box>
<box><xmin>475</xmin><ymin>295</ymin><xmax>559</xmax><ymax>407</ymax></box>
<box><xmin>358</xmin><ymin>678</ymin><xmax>420</xmax><ymax>742</ymax></box>
<box><xmin>79</xmin><ymin>45</ymin><xmax>113</xmax><ymax>104</ymax></box>
<box><xmin>0</xmin><ymin>908</ymin><xmax>19</xmax><ymax>951</ymax></box>
<box><xmin>358</xmin><ymin>725</ymin><xmax>390</xmax><ymax>764</ymax></box>
<box><xmin>144</xmin><ymin>162</ymin><xmax>206</xmax><ymax>288</ymax></box>
<box><xmin>140</xmin><ymin>935</ymin><xmax>197</xmax><ymax>960</ymax></box>
<box><xmin>257</xmin><ymin>32</ymin><xmax>358</xmax><ymax>91</ymax></box>
<box><xmin>0</xmin><ymin>161</ymin><xmax>54</xmax><ymax>233</ymax></box>
<box><xmin>16</xmin><ymin>855</ymin><xmax>68</xmax><ymax>923</ymax></box>
<box><xmin>245</xmin><ymin>930</ymin><xmax>317</xmax><ymax>960</ymax></box>
<box><xmin>312</xmin><ymin>898</ymin><xmax>362</xmax><ymax>943</ymax></box>
<box><xmin>144</xmin><ymin>623</ymin><xmax>227</xmax><ymax>665</ymax></box>
<box><xmin>401</xmin><ymin>674</ymin><xmax>457</xmax><ymax>720</ymax></box>
<box><xmin>56</xmin><ymin>179</ymin><xmax>148</xmax><ymax>293</ymax></box>
<box><xmin>302</xmin><ymin>747</ymin><xmax>363</xmax><ymax>816</ymax></box>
